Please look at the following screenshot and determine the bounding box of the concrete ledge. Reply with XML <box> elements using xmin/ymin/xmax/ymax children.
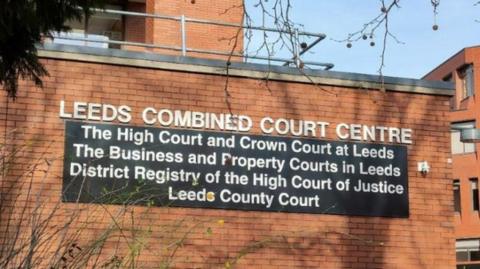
<box><xmin>37</xmin><ymin>43</ymin><xmax>454</xmax><ymax>96</ymax></box>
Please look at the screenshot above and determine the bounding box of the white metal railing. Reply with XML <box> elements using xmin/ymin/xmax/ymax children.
<box><xmin>51</xmin><ymin>8</ymin><xmax>334</xmax><ymax>70</ymax></box>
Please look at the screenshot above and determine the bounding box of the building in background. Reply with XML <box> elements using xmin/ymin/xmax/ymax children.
<box><xmin>425</xmin><ymin>46</ymin><xmax>480</xmax><ymax>269</ymax></box>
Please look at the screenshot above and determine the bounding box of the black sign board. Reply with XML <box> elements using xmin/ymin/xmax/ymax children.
<box><xmin>62</xmin><ymin>121</ymin><xmax>409</xmax><ymax>217</ymax></box>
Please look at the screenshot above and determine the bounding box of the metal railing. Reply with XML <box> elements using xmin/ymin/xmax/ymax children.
<box><xmin>52</xmin><ymin>8</ymin><xmax>334</xmax><ymax>70</ymax></box>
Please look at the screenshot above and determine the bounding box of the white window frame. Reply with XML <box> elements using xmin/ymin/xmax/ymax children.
<box><xmin>457</xmin><ymin>239</ymin><xmax>480</xmax><ymax>262</ymax></box>
<box><xmin>451</xmin><ymin>121</ymin><xmax>476</xmax><ymax>154</ymax></box>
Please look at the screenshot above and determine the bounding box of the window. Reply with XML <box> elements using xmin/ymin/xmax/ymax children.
<box><xmin>52</xmin><ymin>4</ymin><xmax>123</xmax><ymax>49</ymax></box>
<box><xmin>458</xmin><ymin>65</ymin><xmax>475</xmax><ymax>99</ymax></box>
<box><xmin>457</xmin><ymin>250</ymin><xmax>469</xmax><ymax>262</ymax></box>
<box><xmin>471</xmin><ymin>178</ymin><xmax>479</xmax><ymax>211</ymax></box>
<box><xmin>454</xmin><ymin>180</ymin><xmax>461</xmax><ymax>213</ymax></box>
<box><xmin>451</xmin><ymin>121</ymin><xmax>476</xmax><ymax>154</ymax></box>
<box><xmin>457</xmin><ymin>239</ymin><xmax>480</xmax><ymax>264</ymax></box>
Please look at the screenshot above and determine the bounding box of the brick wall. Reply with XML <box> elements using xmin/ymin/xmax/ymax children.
<box><xmin>0</xmin><ymin>55</ymin><xmax>454</xmax><ymax>268</ymax></box>
<box><xmin>125</xmin><ymin>0</ymin><xmax>244</xmax><ymax>60</ymax></box>
<box><xmin>125</xmin><ymin>2</ymin><xmax>146</xmax><ymax>43</ymax></box>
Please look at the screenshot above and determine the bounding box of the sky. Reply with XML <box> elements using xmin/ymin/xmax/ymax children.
<box><xmin>245</xmin><ymin>1</ymin><xmax>480</xmax><ymax>79</ymax></box>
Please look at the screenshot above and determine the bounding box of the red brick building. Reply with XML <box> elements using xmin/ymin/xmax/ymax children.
<box><xmin>0</xmin><ymin>1</ymin><xmax>456</xmax><ymax>268</ymax></box>
<box><xmin>425</xmin><ymin>46</ymin><xmax>480</xmax><ymax>269</ymax></box>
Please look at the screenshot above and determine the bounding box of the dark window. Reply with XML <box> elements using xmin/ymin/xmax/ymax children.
<box><xmin>471</xmin><ymin>250</ymin><xmax>480</xmax><ymax>261</ymax></box>
<box><xmin>457</xmin><ymin>250</ymin><xmax>469</xmax><ymax>262</ymax></box>
<box><xmin>471</xmin><ymin>178</ymin><xmax>479</xmax><ymax>211</ymax></box>
<box><xmin>457</xmin><ymin>239</ymin><xmax>480</xmax><ymax>265</ymax></box>
<box><xmin>454</xmin><ymin>180</ymin><xmax>461</xmax><ymax>213</ymax></box>
<box><xmin>458</xmin><ymin>64</ymin><xmax>475</xmax><ymax>99</ymax></box>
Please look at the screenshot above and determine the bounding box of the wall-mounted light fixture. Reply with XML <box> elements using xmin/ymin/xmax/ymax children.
<box><xmin>417</xmin><ymin>161</ymin><xmax>430</xmax><ymax>174</ymax></box>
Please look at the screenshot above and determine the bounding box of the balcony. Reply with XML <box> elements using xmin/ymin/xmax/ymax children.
<box><xmin>46</xmin><ymin>1</ymin><xmax>334</xmax><ymax>70</ymax></box>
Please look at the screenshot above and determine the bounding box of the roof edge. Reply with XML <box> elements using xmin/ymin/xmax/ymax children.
<box><xmin>37</xmin><ymin>43</ymin><xmax>454</xmax><ymax>96</ymax></box>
